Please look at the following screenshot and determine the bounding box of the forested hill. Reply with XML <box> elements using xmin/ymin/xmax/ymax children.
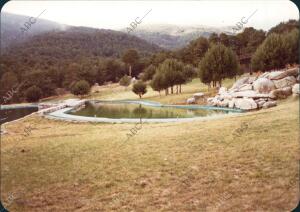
<box><xmin>124</xmin><ymin>24</ymin><xmax>232</xmax><ymax>50</ymax></box>
<box><xmin>1</xmin><ymin>12</ymin><xmax>67</xmax><ymax>50</ymax></box>
<box><xmin>1</xmin><ymin>12</ymin><xmax>163</xmax><ymax>56</ymax></box>
<box><xmin>0</xmin><ymin>26</ymin><xmax>163</xmax><ymax>103</ymax></box>
<box><xmin>4</xmin><ymin>26</ymin><xmax>163</xmax><ymax>58</ymax></box>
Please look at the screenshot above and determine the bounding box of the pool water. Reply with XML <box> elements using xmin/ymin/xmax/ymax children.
<box><xmin>0</xmin><ymin>106</ymin><xmax>38</xmax><ymax>124</ymax></box>
<box><xmin>68</xmin><ymin>101</ymin><xmax>232</xmax><ymax>119</ymax></box>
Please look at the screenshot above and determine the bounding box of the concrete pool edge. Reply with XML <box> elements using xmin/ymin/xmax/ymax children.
<box><xmin>44</xmin><ymin>99</ymin><xmax>245</xmax><ymax>123</ymax></box>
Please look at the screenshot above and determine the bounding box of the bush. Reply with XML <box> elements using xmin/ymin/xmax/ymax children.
<box><xmin>71</xmin><ymin>80</ymin><xmax>91</xmax><ymax>97</ymax></box>
<box><xmin>132</xmin><ymin>81</ymin><xmax>147</xmax><ymax>98</ymax></box>
<box><xmin>119</xmin><ymin>75</ymin><xmax>131</xmax><ymax>87</ymax></box>
<box><xmin>25</xmin><ymin>85</ymin><xmax>42</xmax><ymax>102</ymax></box>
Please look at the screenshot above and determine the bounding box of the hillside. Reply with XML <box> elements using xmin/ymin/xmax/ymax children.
<box><xmin>1</xmin><ymin>12</ymin><xmax>163</xmax><ymax>57</ymax></box>
<box><xmin>3</xmin><ymin>26</ymin><xmax>163</xmax><ymax>58</ymax></box>
<box><xmin>126</xmin><ymin>24</ymin><xmax>233</xmax><ymax>49</ymax></box>
<box><xmin>1</xmin><ymin>12</ymin><xmax>67</xmax><ymax>51</ymax></box>
<box><xmin>0</xmin><ymin>25</ymin><xmax>164</xmax><ymax>102</ymax></box>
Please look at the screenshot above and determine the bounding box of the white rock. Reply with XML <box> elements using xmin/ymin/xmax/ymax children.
<box><xmin>259</xmin><ymin>72</ymin><xmax>271</xmax><ymax>79</ymax></box>
<box><xmin>262</xmin><ymin>71</ymin><xmax>284</xmax><ymax>80</ymax></box>
<box><xmin>193</xmin><ymin>92</ymin><xmax>204</xmax><ymax>99</ymax></box>
<box><xmin>231</xmin><ymin>77</ymin><xmax>251</xmax><ymax>90</ymax></box>
<box><xmin>257</xmin><ymin>100</ymin><xmax>266</xmax><ymax>108</ymax></box>
<box><xmin>231</xmin><ymin>90</ymin><xmax>269</xmax><ymax>99</ymax></box>
<box><xmin>262</xmin><ymin>101</ymin><xmax>277</xmax><ymax>109</ymax></box>
<box><xmin>282</xmin><ymin>86</ymin><xmax>292</xmax><ymax>93</ymax></box>
<box><xmin>292</xmin><ymin>84</ymin><xmax>299</xmax><ymax>95</ymax></box>
<box><xmin>238</xmin><ymin>84</ymin><xmax>253</xmax><ymax>91</ymax></box>
<box><xmin>228</xmin><ymin>99</ymin><xmax>235</xmax><ymax>108</ymax></box>
<box><xmin>219</xmin><ymin>99</ymin><xmax>229</xmax><ymax>107</ymax></box>
<box><xmin>253</xmin><ymin>78</ymin><xmax>276</xmax><ymax>94</ymax></box>
<box><xmin>270</xmin><ymin>67</ymin><xmax>299</xmax><ymax>80</ymax></box>
<box><xmin>215</xmin><ymin>95</ymin><xmax>223</xmax><ymax>101</ymax></box>
<box><xmin>231</xmin><ymin>90</ymin><xmax>257</xmax><ymax>97</ymax></box>
<box><xmin>269</xmin><ymin>86</ymin><xmax>292</xmax><ymax>99</ymax></box>
<box><xmin>273</xmin><ymin>76</ymin><xmax>296</xmax><ymax>89</ymax></box>
<box><xmin>187</xmin><ymin>97</ymin><xmax>196</xmax><ymax>104</ymax></box>
<box><xmin>219</xmin><ymin>92</ymin><xmax>233</xmax><ymax>100</ymax></box>
<box><xmin>218</xmin><ymin>87</ymin><xmax>228</xmax><ymax>95</ymax></box>
<box><xmin>228</xmin><ymin>88</ymin><xmax>239</xmax><ymax>93</ymax></box>
<box><xmin>207</xmin><ymin>97</ymin><xmax>214</xmax><ymax>102</ymax></box>
<box><xmin>210</xmin><ymin>99</ymin><xmax>217</xmax><ymax>106</ymax></box>
<box><xmin>207</xmin><ymin>97</ymin><xmax>218</xmax><ymax>106</ymax></box>
<box><xmin>235</xmin><ymin>98</ymin><xmax>257</xmax><ymax>110</ymax></box>
<box><xmin>248</xmin><ymin>76</ymin><xmax>258</xmax><ymax>84</ymax></box>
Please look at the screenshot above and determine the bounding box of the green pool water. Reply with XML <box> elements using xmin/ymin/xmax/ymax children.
<box><xmin>68</xmin><ymin>101</ymin><xmax>232</xmax><ymax>119</ymax></box>
<box><xmin>0</xmin><ymin>106</ymin><xmax>38</xmax><ymax>124</ymax></box>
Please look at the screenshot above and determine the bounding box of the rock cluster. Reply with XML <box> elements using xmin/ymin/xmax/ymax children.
<box><xmin>207</xmin><ymin>67</ymin><xmax>299</xmax><ymax>110</ymax></box>
<box><xmin>187</xmin><ymin>92</ymin><xmax>204</xmax><ymax>104</ymax></box>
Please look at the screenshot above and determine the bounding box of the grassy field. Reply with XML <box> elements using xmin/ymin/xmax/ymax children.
<box><xmin>1</xmin><ymin>77</ymin><xmax>299</xmax><ymax>211</ymax></box>
<box><xmin>41</xmin><ymin>78</ymin><xmax>235</xmax><ymax>104</ymax></box>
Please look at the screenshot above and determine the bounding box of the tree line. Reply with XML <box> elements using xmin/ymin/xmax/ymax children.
<box><xmin>140</xmin><ymin>19</ymin><xmax>299</xmax><ymax>97</ymax></box>
<box><xmin>0</xmin><ymin>19</ymin><xmax>298</xmax><ymax>102</ymax></box>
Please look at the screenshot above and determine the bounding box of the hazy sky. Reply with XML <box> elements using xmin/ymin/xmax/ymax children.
<box><xmin>2</xmin><ymin>1</ymin><xmax>299</xmax><ymax>31</ymax></box>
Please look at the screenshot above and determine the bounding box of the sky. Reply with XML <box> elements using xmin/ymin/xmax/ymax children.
<box><xmin>2</xmin><ymin>1</ymin><xmax>299</xmax><ymax>31</ymax></box>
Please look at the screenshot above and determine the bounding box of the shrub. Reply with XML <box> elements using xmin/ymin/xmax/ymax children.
<box><xmin>71</xmin><ymin>80</ymin><xmax>91</xmax><ymax>97</ymax></box>
<box><xmin>119</xmin><ymin>75</ymin><xmax>131</xmax><ymax>87</ymax></box>
<box><xmin>132</xmin><ymin>81</ymin><xmax>147</xmax><ymax>98</ymax></box>
<box><xmin>25</xmin><ymin>85</ymin><xmax>42</xmax><ymax>102</ymax></box>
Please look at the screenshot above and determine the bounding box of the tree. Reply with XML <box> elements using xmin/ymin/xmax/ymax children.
<box><xmin>150</xmin><ymin>72</ymin><xmax>164</xmax><ymax>96</ymax></box>
<box><xmin>198</xmin><ymin>62</ymin><xmax>213</xmax><ymax>89</ymax></box>
<box><xmin>63</xmin><ymin>63</ymin><xmax>81</xmax><ymax>88</ymax></box>
<box><xmin>149</xmin><ymin>51</ymin><xmax>172</xmax><ymax>66</ymax></box>
<box><xmin>173</xmin><ymin>64</ymin><xmax>196</xmax><ymax>94</ymax></box>
<box><xmin>151</xmin><ymin>59</ymin><xmax>191</xmax><ymax>95</ymax></box>
<box><xmin>239</xmin><ymin>27</ymin><xmax>266</xmax><ymax>55</ymax></box>
<box><xmin>198</xmin><ymin>44</ymin><xmax>239</xmax><ymax>88</ymax></box>
<box><xmin>219</xmin><ymin>33</ymin><xmax>230</xmax><ymax>47</ymax></box>
<box><xmin>0</xmin><ymin>72</ymin><xmax>18</xmax><ymax>92</ymax></box>
<box><xmin>119</xmin><ymin>75</ymin><xmax>131</xmax><ymax>89</ymax></box>
<box><xmin>101</xmin><ymin>58</ymin><xmax>127</xmax><ymax>82</ymax></box>
<box><xmin>23</xmin><ymin>69</ymin><xmax>56</xmax><ymax>97</ymax></box>
<box><xmin>183</xmin><ymin>64</ymin><xmax>197</xmax><ymax>81</ymax></box>
<box><xmin>122</xmin><ymin>49</ymin><xmax>139</xmax><ymax>77</ymax></box>
<box><xmin>284</xmin><ymin>28</ymin><xmax>299</xmax><ymax>65</ymax></box>
<box><xmin>156</xmin><ymin>59</ymin><xmax>184</xmax><ymax>94</ymax></box>
<box><xmin>141</xmin><ymin>64</ymin><xmax>156</xmax><ymax>81</ymax></box>
<box><xmin>0</xmin><ymin>72</ymin><xmax>22</xmax><ymax>104</ymax></box>
<box><xmin>209</xmin><ymin>33</ymin><xmax>219</xmax><ymax>44</ymax></box>
<box><xmin>268</xmin><ymin>19</ymin><xmax>299</xmax><ymax>35</ymax></box>
<box><xmin>174</xmin><ymin>64</ymin><xmax>197</xmax><ymax>93</ymax></box>
<box><xmin>251</xmin><ymin>33</ymin><xmax>288</xmax><ymax>71</ymax></box>
<box><xmin>132</xmin><ymin>81</ymin><xmax>147</xmax><ymax>98</ymax></box>
<box><xmin>25</xmin><ymin>85</ymin><xmax>42</xmax><ymax>102</ymax></box>
<box><xmin>178</xmin><ymin>37</ymin><xmax>209</xmax><ymax>66</ymax></box>
<box><xmin>71</xmin><ymin>80</ymin><xmax>91</xmax><ymax>97</ymax></box>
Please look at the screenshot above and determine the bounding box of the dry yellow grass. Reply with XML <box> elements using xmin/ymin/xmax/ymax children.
<box><xmin>42</xmin><ymin>78</ymin><xmax>235</xmax><ymax>104</ymax></box>
<box><xmin>1</xmin><ymin>92</ymin><xmax>299</xmax><ymax>211</ymax></box>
